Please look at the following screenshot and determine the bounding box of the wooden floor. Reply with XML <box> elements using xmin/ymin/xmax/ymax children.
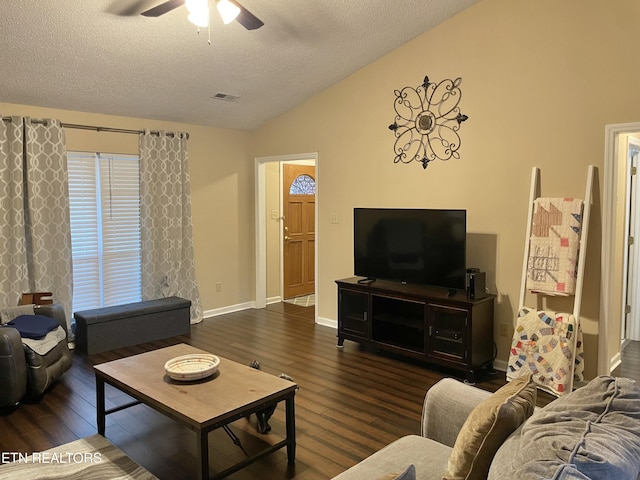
<box><xmin>1</xmin><ymin>302</ymin><xmax>632</xmax><ymax>480</ymax></box>
<box><xmin>612</xmin><ymin>340</ymin><xmax>640</xmax><ymax>379</ymax></box>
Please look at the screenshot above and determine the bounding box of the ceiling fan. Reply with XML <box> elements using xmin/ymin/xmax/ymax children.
<box><xmin>141</xmin><ymin>0</ymin><xmax>264</xmax><ymax>30</ymax></box>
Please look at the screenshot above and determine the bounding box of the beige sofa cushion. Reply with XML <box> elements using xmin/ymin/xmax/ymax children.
<box><xmin>443</xmin><ymin>374</ymin><xmax>536</xmax><ymax>480</ymax></box>
<box><xmin>332</xmin><ymin>435</ymin><xmax>451</xmax><ymax>480</ymax></box>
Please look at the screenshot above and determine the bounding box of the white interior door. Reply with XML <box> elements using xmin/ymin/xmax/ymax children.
<box><xmin>626</xmin><ymin>145</ymin><xmax>640</xmax><ymax>341</ymax></box>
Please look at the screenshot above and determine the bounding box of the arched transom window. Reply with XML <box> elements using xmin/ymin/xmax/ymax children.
<box><xmin>289</xmin><ymin>174</ymin><xmax>316</xmax><ymax>195</ymax></box>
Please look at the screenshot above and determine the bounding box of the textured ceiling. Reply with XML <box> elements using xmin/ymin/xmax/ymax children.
<box><xmin>0</xmin><ymin>0</ymin><xmax>479</xmax><ymax>131</ymax></box>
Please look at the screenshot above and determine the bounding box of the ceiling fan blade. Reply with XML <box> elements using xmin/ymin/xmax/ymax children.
<box><xmin>231</xmin><ymin>0</ymin><xmax>264</xmax><ymax>30</ymax></box>
<box><xmin>141</xmin><ymin>0</ymin><xmax>185</xmax><ymax>17</ymax></box>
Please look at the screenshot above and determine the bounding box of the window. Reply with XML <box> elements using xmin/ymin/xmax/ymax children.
<box><xmin>67</xmin><ymin>152</ymin><xmax>141</xmax><ymax>311</ymax></box>
<box><xmin>289</xmin><ymin>174</ymin><xmax>316</xmax><ymax>195</ymax></box>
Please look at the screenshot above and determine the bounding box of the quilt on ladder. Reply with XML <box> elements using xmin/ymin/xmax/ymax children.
<box><xmin>507</xmin><ymin>307</ymin><xmax>584</xmax><ymax>396</ymax></box>
<box><xmin>526</xmin><ymin>197</ymin><xmax>583</xmax><ymax>295</ymax></box>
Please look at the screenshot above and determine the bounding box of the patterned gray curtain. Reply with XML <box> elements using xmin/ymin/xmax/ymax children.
<box><xmin>139</xmin><ymin>131</ymin><xmax>203</xmax><ymax>324</ymax></box>
<box><xmin>0</xmin><ymin>116</ymin><xmax>73</xmax><ymax>335</ymax></box>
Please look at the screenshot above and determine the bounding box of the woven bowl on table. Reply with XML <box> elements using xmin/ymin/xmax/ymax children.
<box><xmin>164</xmin><ymin>353</ymin><xmax>220</xmax><ymax>381</ymax></box>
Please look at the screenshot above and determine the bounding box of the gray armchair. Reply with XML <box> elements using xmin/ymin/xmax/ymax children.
<box><xmin>0</xmin><ymin>304</ymin><xmax>72</xmax><ymax>407</ymax></box>
<box><xmin>0</xmin><ymin>327</ymin><xmax>27</xmax><ymax>407</ymax></box>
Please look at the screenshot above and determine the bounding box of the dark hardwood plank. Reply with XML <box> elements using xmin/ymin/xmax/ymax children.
<box><xmin>613</xmin><ymin>340</ymin><xmax>640</xmax><ymax>379</ymax></box>
<box><xmin>2</xmin><ymin>303</ymin><xmax>624</xmax><ymax>478</ymax></box>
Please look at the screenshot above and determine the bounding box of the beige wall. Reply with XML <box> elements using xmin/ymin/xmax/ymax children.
<box><xmin>0</xmin><ymin>101</ymin><xmax>254</xmax><ymax>314</ymax></box>
<box><xmin>252</xmin><ymin>0</ymin><xmax>640</xmax><ymax>378</ymax></box>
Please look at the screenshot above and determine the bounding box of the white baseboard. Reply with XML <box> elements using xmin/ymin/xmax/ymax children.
<box><xmin>316</xmin><ymin>316</ymin><xmax>337</xmax><ymax>329</ymax></box>
<box><xmin>610</xmin><ymin>351</ymin><xmax>622</xmax><ymax>373</ymax></box>
<box><xmin>493</xmin><ymin>358</ymin><xmax>507</xmax><ymax>373</ymax></box>
<box><xmin>267</xmin><ymin>296</ymin><xmax>282</xmax><ymax>305</ymax></box>
<box><xmin>203</xmin><ymin>301</ymin><xmax>256</xmax><ymax>318</ymax></box>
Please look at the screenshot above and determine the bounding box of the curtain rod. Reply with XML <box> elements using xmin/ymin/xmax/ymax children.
<box><xmin>1</xmin><ymin>116</ymin><xmax>189</xmax><ymax>139</ymax></box>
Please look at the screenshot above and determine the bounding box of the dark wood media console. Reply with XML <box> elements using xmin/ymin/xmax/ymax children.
<box><xmin>336</xmin><ymin>277</ymin><xmax>495</xmax><ymax>382</ymax></box>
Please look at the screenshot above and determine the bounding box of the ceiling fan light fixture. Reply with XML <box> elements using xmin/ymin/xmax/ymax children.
<box><xmin>216</xmin><ymin>0</ymin><xmax>240</xmax><ymax>24</ymax></box>
<box><xmin>185</xmin><ymin>0</ymin><xmax>207</xmax><ymax>14</ymax></box>
<box><xmin>186</xmin><ymin>0</ymin><xmax>209</xmax><ymax>27</ymax></box>
<box><xmin>188</xmin><ymin>11</ymin><xmax>209</xmax><ymax>27</ymax></box>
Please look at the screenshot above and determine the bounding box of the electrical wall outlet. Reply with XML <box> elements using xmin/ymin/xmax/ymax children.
<box><xmin>216</xmin><ymin>282</ymin><xmax>222</xmax><ymax>292</ymax></box>
<box><xmin>499</xmin><ymin>323</ymin><xmax>509</xmax><ymax>337</ymax></box>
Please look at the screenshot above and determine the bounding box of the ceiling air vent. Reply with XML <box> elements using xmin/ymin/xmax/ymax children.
<box><xmin>212</xmin><ymin>92</ymin><xmax>240</xmax><ymax>102</ymax></box>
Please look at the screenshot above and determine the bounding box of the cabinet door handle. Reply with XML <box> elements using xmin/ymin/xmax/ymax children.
<box><xmin>428</xmin><ymin>325</ymin><xmax>433</xmax><ymax>336</ymax></box>
<box><xmin>364</xmin><ymin>312</ymin><xmax>367</xmax><ymax>321</ymax></box>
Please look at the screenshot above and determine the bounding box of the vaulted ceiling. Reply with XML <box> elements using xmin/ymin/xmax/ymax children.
<box><xmin>0</xmin><ymin>0</ymin><xmax>479</xmax><ymax>130</ymax></box>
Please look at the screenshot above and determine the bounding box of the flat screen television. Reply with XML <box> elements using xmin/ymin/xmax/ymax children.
<box><xmin>353</xmin><ymin>208</ymin><xmax>466</xmax><ymax>290</ymax></box>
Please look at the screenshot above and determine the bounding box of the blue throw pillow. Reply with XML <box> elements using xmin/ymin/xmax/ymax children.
<box><xmin>7</xmin><ymin>314</ymin><xmax>59</xmax><ymax>339</ymax></box>
<box><xmin>395</xmin><ymin>464</ymin><xmax>416</xmax><ymax>480</ymax></box>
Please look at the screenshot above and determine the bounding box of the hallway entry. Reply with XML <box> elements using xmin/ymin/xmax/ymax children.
<box><xmin>624</xmin><ymin>140</ymin><xmax>640</xmax><ymax>343</ymax></box>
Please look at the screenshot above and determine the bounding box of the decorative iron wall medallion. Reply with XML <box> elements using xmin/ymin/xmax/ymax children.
<box><xmin>389</xmin><ymin>75</ymin><xmax>468</xmax><ymax>169</ymax></box>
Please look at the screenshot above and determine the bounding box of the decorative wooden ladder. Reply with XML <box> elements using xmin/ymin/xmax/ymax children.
<box><xmin>513</xmin><ymin>165</ymin><xmax>595</xmax><ymax>394</ymax></box>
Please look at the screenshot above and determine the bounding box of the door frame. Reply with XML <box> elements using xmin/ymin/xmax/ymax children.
<box><xmin>255</xmin><ymin>153</ymin><xmax>318</xmax><ymax>315</ymax></box>
<box><xmin>601</xmin><ymin>122</ymin><xmax>640</xmax><ymax>375</ymax></box>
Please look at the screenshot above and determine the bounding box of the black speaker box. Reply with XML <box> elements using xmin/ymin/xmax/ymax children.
<box><xmin>467</xmin><ymin>271</ymin><xmax>487</xmax><ymax>300</ymax></box>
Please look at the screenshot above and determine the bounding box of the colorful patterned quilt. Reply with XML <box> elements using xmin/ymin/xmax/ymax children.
<box><xmin>526</xmin><ymin>197</ymin><xmax>583</xmax><ymax>295</ymax></box>
<box><xmin>507</xmin><ymin>307</ymin><xmax>584</xmax><ymax>396</ymax></box>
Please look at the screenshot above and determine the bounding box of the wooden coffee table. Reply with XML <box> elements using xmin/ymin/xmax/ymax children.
<box><xmin>93</xmin><ymin>343</ymin><xmax>297</xmax><ymax>480</ymax></box>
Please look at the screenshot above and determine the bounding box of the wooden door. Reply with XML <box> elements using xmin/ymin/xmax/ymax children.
<box><xmin>283</xmin><ymin>164</ymin><xmax>315</xmax><ymax>299</ymax></box>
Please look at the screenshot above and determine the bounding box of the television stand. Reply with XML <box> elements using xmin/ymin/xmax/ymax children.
<box><xmin>336</xmin><ymin>277</ymin><xmax>495</xmax><ymax>382</ymax></box>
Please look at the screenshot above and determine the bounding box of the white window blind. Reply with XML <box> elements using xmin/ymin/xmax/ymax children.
<box><xmin>67</xmin><ymin>152</ymin><xmax>141</xmax><ymax>311</ymax></box>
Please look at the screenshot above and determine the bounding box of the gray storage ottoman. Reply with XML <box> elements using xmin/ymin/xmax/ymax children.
<box><xmin>74</xmin><ymin>296</ymin><xmax>191</xmax><ymax>354</ymax></box>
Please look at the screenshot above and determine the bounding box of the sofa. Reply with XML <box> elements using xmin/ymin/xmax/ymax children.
<box><xmin>332</xmin><ymin>375</ymin><xmax>640</xmax><ymax>480</ymax></box>
<box><xmin>0</xmin><ymin>303</ymin><xmax>73</xmax><ymax>406</ymax></box>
